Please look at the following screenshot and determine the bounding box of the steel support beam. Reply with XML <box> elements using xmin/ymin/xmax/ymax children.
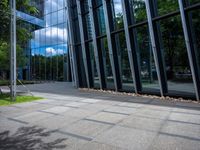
<box><xmin>178</xmin><ymin>0</ymin><xmax>200</xmax><ymax>101</ymax></box>
<box><xmin>76</xmin><ymin>0</ymin><xmax>92</xmax><ymax>88</ymax></box>
<box><xmin>88</xmin><ymin>0</ymin><xmax>106</xmax><ymax>89</ymax></box>
<box><xmin>121</xmin><ymin>0</ymin><xmax>142</xmax><ymax>93</ymax></box>
<box><xmin>145</xmin><ymin>0</ymin><xmax>168</xmax><ymax>96</ymax></box>
<box><xmin>10</xmin><ymin>0</ymin><xmax>17</xmax><ymax>101</ymax></box>
<box><xmin>102</xmin><ymin>0</ymin><xmax>122</xmax><ymax>91</ymax></box>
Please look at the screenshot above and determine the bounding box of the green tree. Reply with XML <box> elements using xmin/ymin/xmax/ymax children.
<box><xmin>0</xmin><ymin>0</ymin><xmax>38</xmax><ymax>78</ymax></box>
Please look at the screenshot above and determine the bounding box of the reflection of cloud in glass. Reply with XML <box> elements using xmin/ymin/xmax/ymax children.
<box><xmin>31</xmin><ymin>0</ymin><xmax>67</xmax><ymax>57</ymax></box>
<box><xmin>113</xmin><ymin>0</ymin><xmax>123</xmax><ymax>15</ymax></box>
<box><xmin>46</xmin><ymin>47</ymin><xmax>64</xmax><ymax>56</ymax></box>
<box><xmin>32</xmin><ymin>22</ymin><xmax>67</xmax><ymax>47</ymax></box>
<box><xmin>32</xmin><ymin>44</ymin><xmax>68</xmax><ymax>56</ymax></box>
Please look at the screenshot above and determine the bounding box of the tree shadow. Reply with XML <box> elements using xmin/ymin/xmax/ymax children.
<box><xmin>0</xmin><ymin>126</ymin><xmax>67</xmax><ymax>150</ymax></box>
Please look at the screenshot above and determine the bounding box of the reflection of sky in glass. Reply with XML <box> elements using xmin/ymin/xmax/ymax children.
<box><xmin>16</xmin><ymin>10</ymin><xmax>45</xmax><ymax>27</ymax></box>
<box><xmin>113</xmin><ymin>0</ymin><xmax>123</xmax><ymax>15</ymax></box>
<box><xmin>31</xmin><ymin>0</ymin><xmax>68</xmax><ymax>56</ymax></box>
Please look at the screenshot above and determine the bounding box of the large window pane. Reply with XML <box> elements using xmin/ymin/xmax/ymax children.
<box><xmin>111</xmin><ymin>0</ymin><xmax>124</xmax><ymax>30</ymax></box>
<box><xmin>129</xmin><ymin>0</ymin><xmax>147</xmax><ymax>23</ymax></box>
<box><xmin>155</xmin><ymin>0</ymin><xmax>179</xmax><ymax>16</ymax></box>
<box><xmin>87</xmin><ymin>42</ymin><xmax>100</xmax><ymax>88</ymax></box>
<box><xmin>99</xmin><ymin>38</ymin><xmax>115</xmax><ymax>89</ymax></box>
<box><xmin>95</xmin><ymin>6</ymin><xmax>106</xmax><ymax>36</ymax></box>
<box><xmin>134</xmin><ymin>25</ymin><xmax>159</xmax><ymax>91</ymax></box>
<box><xmin>188</xmin><ymin>9</ymin><xmax>200</xmax><ymax>84</ymax></box>
<box><xmin>159</xmin><ymin>16</ymin><xmax>195</xmax><ymax>94</ymax></box>
<box><xmin>114</xmin><ymin>32</ymin><xmax>134</xmax><ymax>90</ymax></box>
<box><xmin>189</xmin><ymin>0</ymin><xmax>200</xmax><ymax>5</ymax></box>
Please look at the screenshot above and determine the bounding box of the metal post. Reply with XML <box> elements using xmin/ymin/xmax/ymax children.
<box><xmin>10</xmin><ymin>0</ymin><xmax>17</xmax><ymax>101</ymax></box>
<box><xmin>178</xmin><ymin>0</ymin><xmax>200</xmax><ymax>101</ymax></box>
<box><xmin>76</xmin><ymin>0</ymin><xmax>92</xmax><ymax>88</ymax></box>
<box><xmin>145</xmin><ymin>0</ymin><xmax>167</xmax><ymax>96</ymax></box>
<box><xmin>121</xmin><ymin>0</ymin><xmax>142</xmax><ymax>93</ymax></box>
<box><xmin>102</xmin><ymin>0</ymin><xmax>122</xmax><ymax>91</ymax></box>
<box><xmin>66</xmin><ymin>1</ymin><xmax>79</xmax><ymax>87</ymax></box>
<box><xmin>88</xmin><ymin>0</ymin><xmax>106</xmax><ymax>89</ymax></box>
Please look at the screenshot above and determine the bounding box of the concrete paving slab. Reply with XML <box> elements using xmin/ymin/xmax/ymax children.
<box><xmin>61</xmin><ymin>108</ymin><xmax>96</xmax><ymax>118</ymax></box>
<box><xmin>81</xmin><ymin>103</ymin><xmax>111</xmax><ymax>112</ymax></box>
<box><xmin>13</xmin><ymin>111</ymin><xmax>54</xmax><ymax>123</ymax></box>
<box><xmin>80</xmin><ymin>98</ymin><xmax>102</xmax><ymax>103</ymax></box>
<box><xmin>34</xmin><ymin>115</ymin><xmax>80</xmax><ymax>130</ymax></box>
<box><xmin>103</xmin><ymin>106</ymin><xmax>137</xmax><ymax>115</ymax></box>
<box><xmin>161</xmin><ymin>121</ymin><xmax>200</xmax><ymax>139</ymax></box>
<box><xmin>97</xmin><ymin>100</ymin><xmax>122</xmax><ymax>106</ymax></box>
<box><xmin>135</xmin><ymin>108</ymin><xmax>170</xmax><ymax>120</ymax></box>
<box><xmin>169</xmin><ymin>112</ymin><xmax>200</xmax><ymax>124</ymax></box>
<box><xmin>95</xmin><ymin>125</ymin><xmax>157</xmax><ymax>150</ymax></box>
<box><xmin>149</xmin><ymin>134</ymin><xmax>200</xmax><ymax>150</ymax></box>
<box><xmin>80</xmin><ymin>141</ymin><xmax>127</xmax><ymax>150</ymax></box>
<box><xmin>86</xmin><ymin>111</ymin><xmax>128</xmax><ymax>124</ymax></box>
<box><xmin>64</xmin><ymin>102</ymin><xmax>88</xmax><ymax>108</ymax></box>
<box><xmin>0</xmin><ymin>117</ymin><xmax>29</xmax><ymax>135</ymax></box>
<box><xmin>60</xmin><ymin>119</ymin><xmax>113</xmax><ymax>138</ymax></box>
<box><xmin>119</xmin><ymin>115</ymin><xmax>165</xmax><ymax>132</ymax></box>
<box><xmin>41</xmin><ymin>106</ymin><xmax>71</xmax><ymax>114</ymax></box>
<box><xmin>33</xmin><ymin>99</ymin><xmax>58</xmax><ymax>104</ymax></box>
<box><xmin>172</xmin><ymin>107</ymin><xmax>200</xmax><ymax>115</ymax></box>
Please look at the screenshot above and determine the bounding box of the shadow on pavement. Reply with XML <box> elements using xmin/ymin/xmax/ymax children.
<box><xmin>0</xmin><ymin>126</ymin><xmax>67</xmax><ymax>150</ymax></box>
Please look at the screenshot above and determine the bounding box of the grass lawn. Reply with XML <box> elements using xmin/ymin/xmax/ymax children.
<box><xmin>0</xmin><ymin>93</ymin><xmax>43</xmax><ymax>106</ymax></box>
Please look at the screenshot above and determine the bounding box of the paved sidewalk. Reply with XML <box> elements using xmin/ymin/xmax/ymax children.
<box><xmin>0</xmin><ymin>82</ymin><xmax>200</xmax><ymax>150</ymax></box>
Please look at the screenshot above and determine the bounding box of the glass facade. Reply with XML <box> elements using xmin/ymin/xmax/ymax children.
<box><xmin>67</xmin><ymin>0</ymin><xmax>200</xmax><ymax>100</ymax></box>
<box><xmin>30</xmin><ymin>0</ymin><xmax>70</xmax><ymax>81</ymax></box>
<box><xmin>9</xmin><ymin>0</ymin><xmax>200</xmax><ymax>100</ymax></box>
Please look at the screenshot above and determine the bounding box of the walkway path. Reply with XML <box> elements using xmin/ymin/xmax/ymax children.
<box><xmin>0</xmin><ymin>82</ymin><xmax>200</xmax><ymax>150</ymax></box>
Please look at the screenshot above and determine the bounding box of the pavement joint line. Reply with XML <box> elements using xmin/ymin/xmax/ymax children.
<box><xmin>147</xmin><ymin>109</ymin><xmax>172</xmax><ymax>149</ymax></box>
<box><xmin>79</xmin><ymin>101</ymin><xmax>93</xmax><ymax>104</ymax></box>
<box><xmin>38</xmin><ymin>110</ymin><xmax>59</xmax><ymax>116</ymax></box>
<box><xmin>83</xmin><ymin>118</ymin><xmax>116</xmax><ymax>126</ymax></box>
<box><xmin>102</xmin><ymin>110</ymin><xmax>130</xmax><ymax>116</ymax></box>
<box><xmin>117</xmin><ymin>124</ymin><xmax>157</xmax><ymax>134</ymax></box>
<box><xmin>159</xmin><ymin>131</ymin><xmax>200</xmax><ymax>141</ymax></box>
<box><xmin>143</xmin><ymin>107</ymin><xmax>172</xmax><ymax>112</ymax></box>
<box><xmin>115</xmin><ymin>105</ymin><xmax>140</xmax><ymax>109</ymax></box>
<box><xmin>133</xmin><ymin>114</ymin><xmax>165</xmax><ymax>121</ymax></box>
<box><xmin>56</xmin><ymin>130</ymin><xmax>93</xmax><ymax>141</ymax></box>
<box><xmin>62</xmin><ymin>105</ymin><xmax>79</xmax><ymax>109</ymax></box>
<box><xmin>171</xmin><ymin>111</ymin><xmax>200</xmax><ymax>116</ymax></box>
<box><xmin>167</xmin><ymin>119</ymin><xmax>200</xmax><ymax>126</ymax></box>
<box><xmin>126</xmin><ymin>100</ymin><xmax>151</xmax><ymax>104</ymax></box>
<box><xmin>7</xmin><ymin>118</ymin><xmax>29</xmax><ymax>125</ymax></box>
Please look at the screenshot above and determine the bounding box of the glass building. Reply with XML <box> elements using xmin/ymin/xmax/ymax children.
<box><xmin>66</xmin><ymin>0</ymin><xmax>200</xmax><ymax>101</ymax></box>
<box><xmin>30</xmin><ymin>0</ymin><xmax>71</xmax><ymax>81</ymax></box>
<box><xmin>13</xmin><ymin>0</ymin><xmax>200</xmax><ymax>101</ymax></box>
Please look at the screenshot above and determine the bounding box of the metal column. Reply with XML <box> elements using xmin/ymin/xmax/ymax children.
<box><xmin>102</xmin><ymin>0</ymin><xmax>122</xmax><ymax>91</ymax></box>
<box><xmin>66</xmin><ymin>1</ymin><xmax>79</xmax><ymax>87</ymax></box>
<box><xmin>145</xmin><ymin>0</ymin><xmax>167</xmax><ymax>96</ymax></box>
<box><xmin>76</xmin><ymin>0</ymin><xmax>92</xmax><ymax>88</ymax></box>
<box><xmin>88</xmin><ymin>0</ymin><xmax>106</xmax><ymax>89</ymax></box>
<box><xmin>10</xmin><ymin>0</ymin><xmax>17</xmax><ymax>101</ymax></box>
<box><xmin>121</xmin><ymin>0</ymin><xmax>142</xmax><ymax>93</ymax></box>
<box><xmin>178</xmin><ymin>0</ymin><xmax>200</xmax><ymax>101</ymax></box>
